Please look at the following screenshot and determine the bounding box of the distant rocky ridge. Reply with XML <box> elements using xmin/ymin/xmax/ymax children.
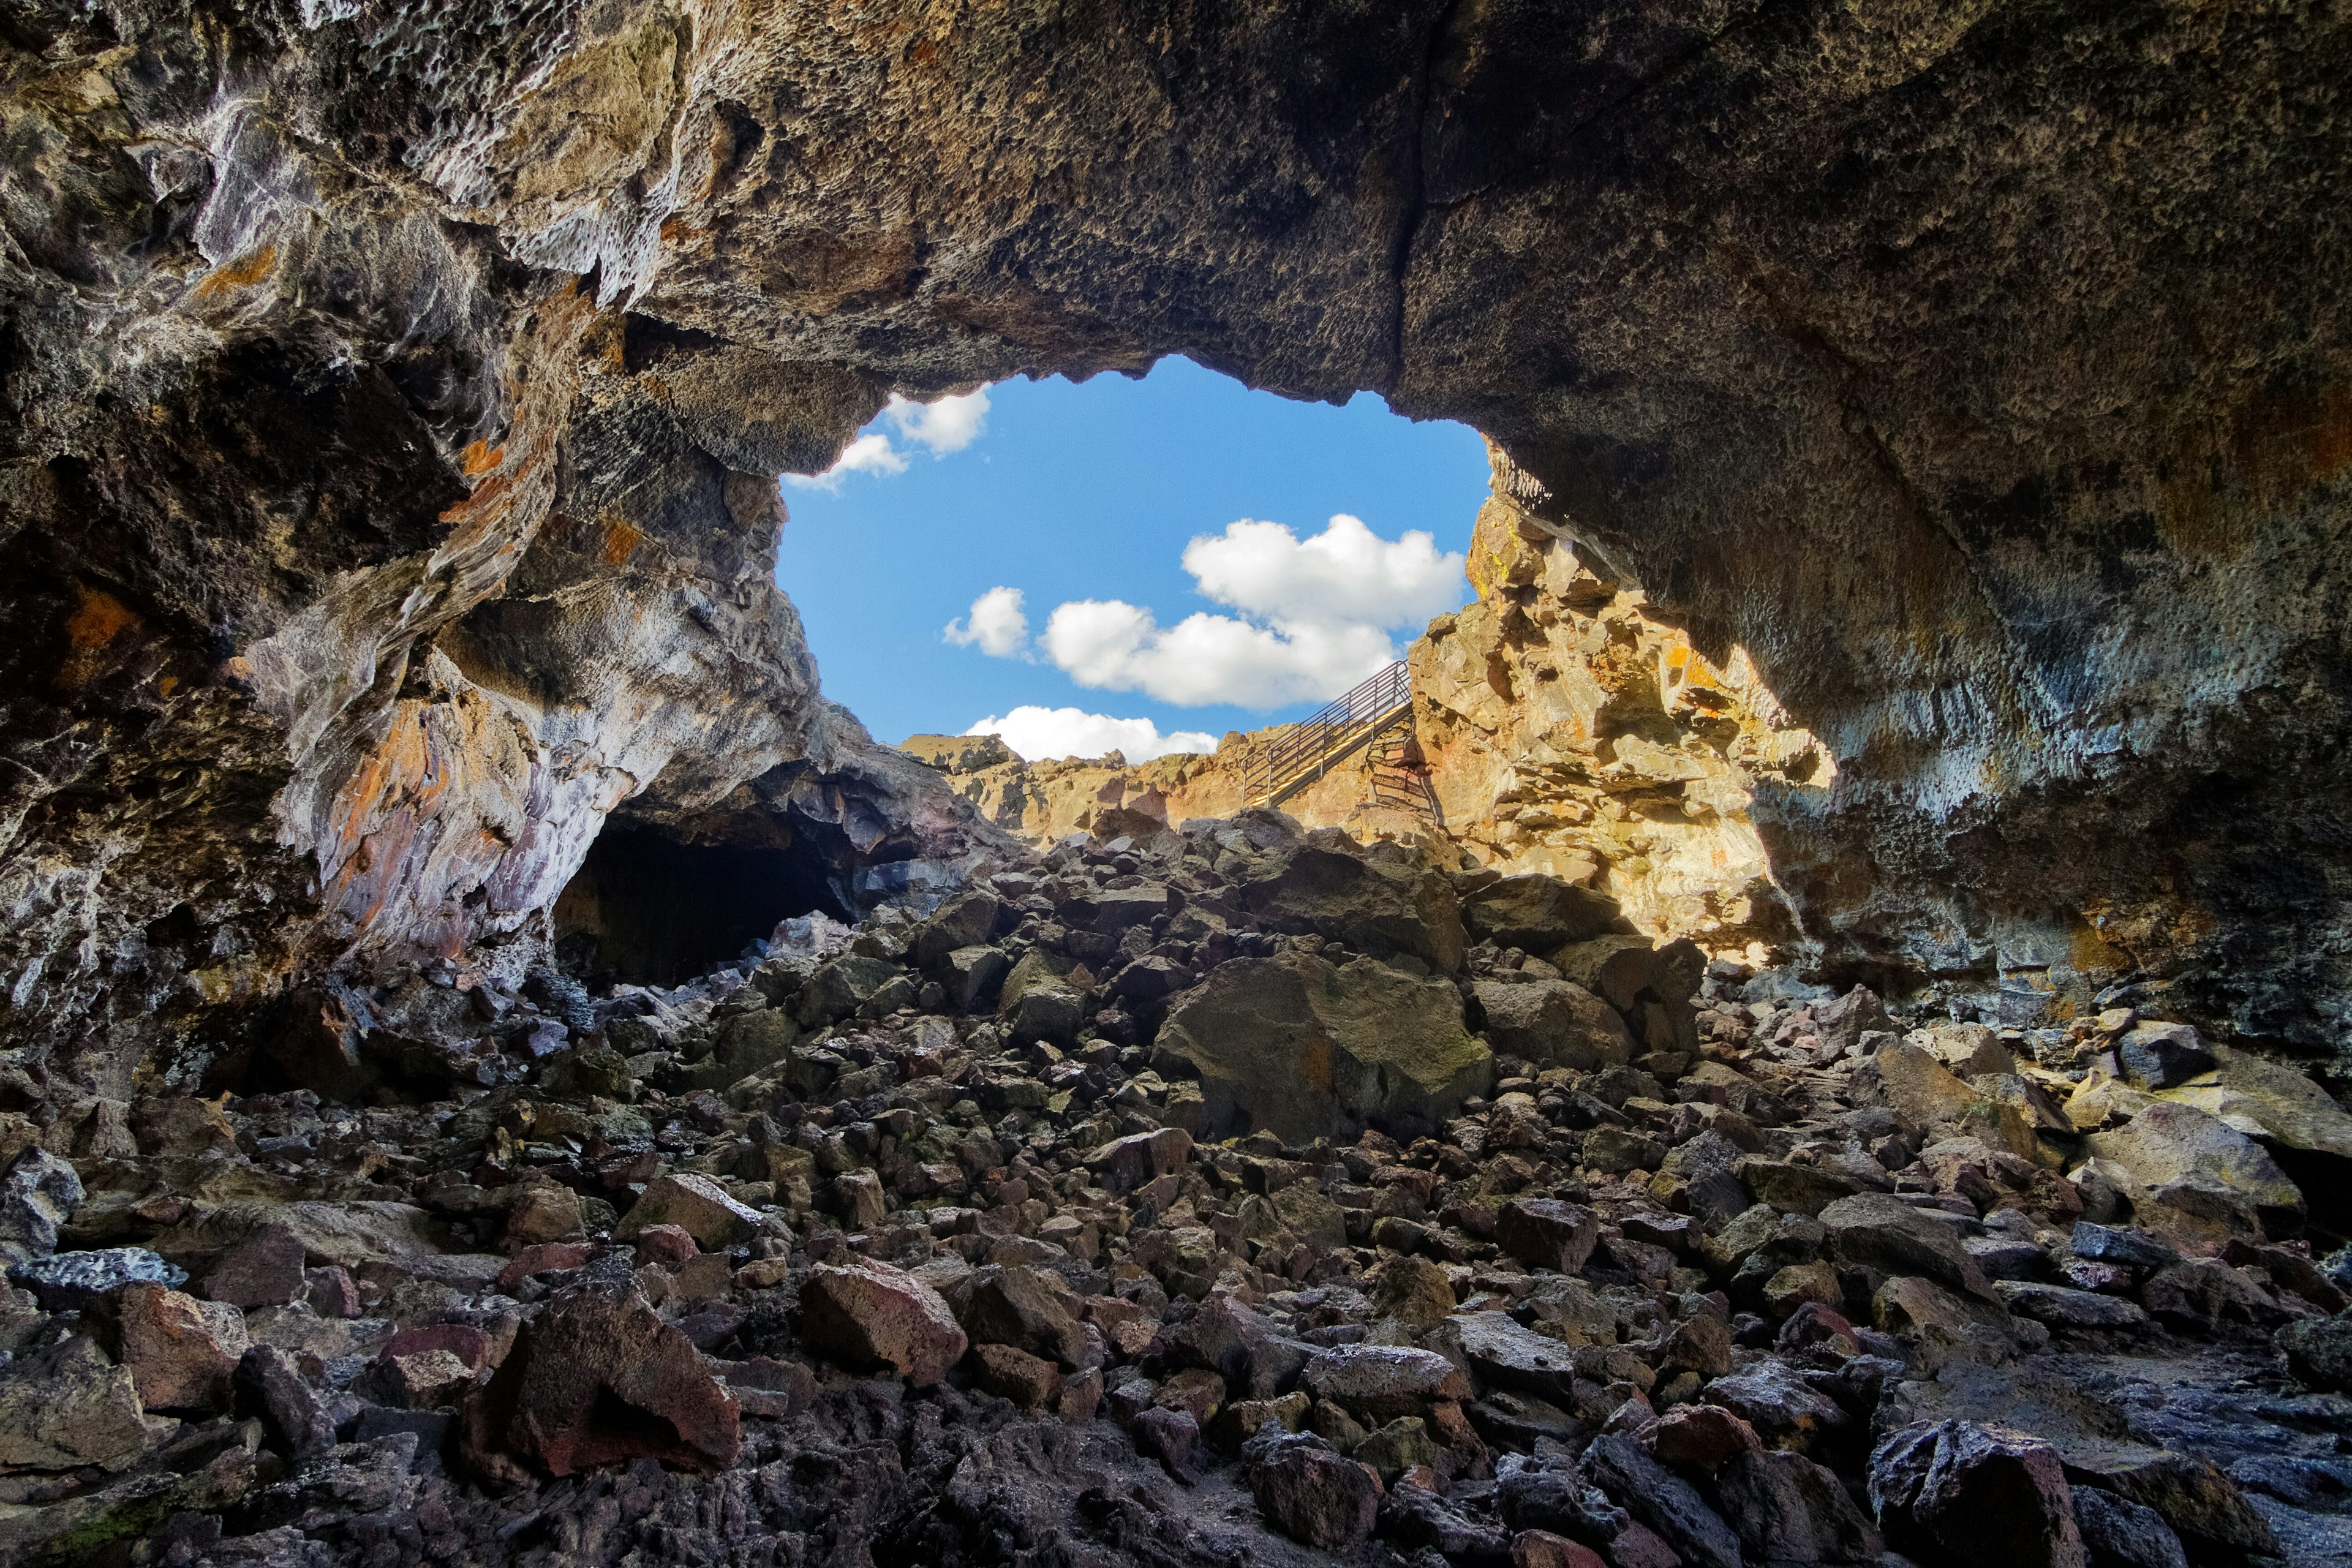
<box><xmin>907</xmin><ymin>466</ymin><xmax>1835</xmax><ymax>978</ymax></box>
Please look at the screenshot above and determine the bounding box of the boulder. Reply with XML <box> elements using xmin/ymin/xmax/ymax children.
<box><xmin>968</xmin><ymin>1342</ymin><xmax>1059</xmax><ymax>1408</ymax></box>
<box><xmin>1496</xmin><ymin>1198</ymin><xmax>1600</xmax><ymax>1273</ymax></box>
<box><xmin>2086</xmin><ymin>1102</ymin><xmax>2304</xmax><ymax>1246</ymax></box>
<box><xmin>1229</xmin><ymin>843</ymin><xmax>1465</xmax><ymax>973</ymax></box>
<box><xmin>2278</xmin><ymin>1312</ymin><xmax>2352</xmax><ymax>1393</ymax></box>
<box><xmin>1155</xmin><ymin>953</ymin><xmax>1491</xmax><ymax>1143</ymax></box>
<box><xmin>911</xmin><ymin>889</ymin><xmax>1002</xmax><ymax>968</ymax></box>
<box><xmin>1814</xmin><ymin>987</ymin><xmax>1892</xmax><ymax>1059</ymax></box>
<box><xmin>1084</xmin><ymin>1128</ymin><xmax>1193</xmax><ymax>1195</ymax></box>
<box><xmin>614</xmin><ymin>1174</ymin><xmax>766</xmax><ymax>1250</ymax></box>
<box><xmin>940</xmin><ymin>946</ymin><xmax>1011</xmax><ymax>1011</ymax></box>
<box><xmin>2114</xmin><ymin>1023</ymin><xmax>2215</xmax><ymax>1091</ymax></box>
<box><xmin>2071</xmin><ymin>1486</ymin><xmax>2189</xmax><ymax>1568</ymax></box>
<box><xmin>1509</xmin><ymin>1529</ymin><xmax>1607</xmax><ymax>1568</ymax></box>
<box><xmin>1369</xmin><ymin>1254</ymin><xmax>1458</xmax><ymax>1330</ymax></box>
<box><xmin>0</xmin><ymin>1335</ymin><xmax>159</xmax><ymax>1472</ymax></box>
<box><xmin>1914</xmin><ymin>1023</ymin><xmax>2015</xmax><ymax>1077</ymax></box>
<box><xmin>796</xmin><ymin>1259</ymin><xmax>967</xmax><ymax>1385</ymax></box>
<box><xmin>1006</xmin><ymin>985</ymin><xmax>1085</xmax><ymax>1046</ymax></box>
<box><xmin>1131</xmin><ymin>1405</ymin><xmax>1202</xmax><ymax>1475</ymax></box>
<box><xmin>1174</xmin><ymin>1294</ymin><xmax>1311</xmax><ymax>1399</ymax></box>
<box><xmin>1648</xmin><ymin>1403</ymin><xmax>1762</xmax><ymax>1472</ymax></box>
<box><xmin>1818</xmin><ymin>1193</ymin><xmax>2002</xmax><ymax>1303</ymax></box>
<box><xmin>1449</xmin><ymin>1311</ymin><xmax>1579</xmax><ymax>1400</ymax></box>
<box><xmin>0</xmin><ymin>1149</ymin><xmax>82</xmax><ymax>1264</ymax></box>
<box><xmin>1460</xmin><ymin>875</ymin><xmax>1629</xmax><ymax>951</ymax></box>
<box><xmin>1580</xmin><ymin>1433</ymin><xmax>1743</xmax><ymax>1568</ymax></box>
<box><xmin>11</xmin><ymin>1245</ymin><xmax>186</xmax><ymax>1310</ymax></box>
<box><xmin>1302</xmin><ymin>1344</ymin><xmax>1471</xmax><ymax>1422</ymax></box>
<box><xmin>461</xmin><ymin>1282</ymin><xmax>739</xmax><ymax>1478</ymax></box>
<box><xmin>796</xmin><ymin>954</ymin><xmax>903</xmax><ymax>1027</ymax></box>
<box><xmin>1996</xmin><ymin>1281</ymin><xmax>2150</xmax><ymax>1330</ymax></box>
<box><xmin>960</xmin><ymin>1264</ymin><xmax>1088</xmax><ymax>1368</ymax></box>
<box><xmin>233</xmin><ymin>1344</ymin><xmax>339</xmax><ymax>1458</ymax></box>
<box><xmin>1869</xmin><ymin>1040</ymin><xmax>2032</xmax><ymax>1155</ymax></box>
<box><xmin>118</xmin><ymin>1282</ymin><xmax>251</xmax><ymax>1413</ymax></box>
<box><xmin>200</xmin><ymin>1222</ymin><xmax>307</xmax><ymax>1308</ymax></box>
<box><xmin>2056</xmin><ymin>1447</ymin><xmax>2277</xmax><ymax>1560</ymax></box>
<box><xmin>1714</xmin><ymin>1447</ymin><xmax>1883</xmax><ymax>1564</ymax></box>
<box><xmin>1240</xmin><ymin>1428</ymin><xmax>1382</xmax><ymax>1548</ymax></box>
<box><xmin>1869</xmin><ymin>1420</ymin><xmax>2086</xmax><ymax>1568</ymax></box>
<box><xmin>1474</xmin><ymin>979</ymin><xmax>1635</xmax><ymax>1071</ymax></box>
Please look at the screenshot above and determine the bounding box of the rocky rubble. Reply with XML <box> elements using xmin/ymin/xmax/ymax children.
<box><xmin>0</xmin><ymin>809</ymin><xmax>2343</xmax><ymax>1565</ymax></box>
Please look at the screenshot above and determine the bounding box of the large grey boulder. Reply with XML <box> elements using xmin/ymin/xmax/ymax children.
<box><xmin>1154</xmin><ymin>952</ymin><xmax>1491</xmax><ymax>1143</ymax></box>
<box><xmin>1473</xmin><ymin>978</ymin><xmax>1633</xmax><ymax>1070</ymax></box>
<box><xmin>1228</xmin><ymin>842</ymin><xmax>1465</xmax><ymax>973</ymax></box>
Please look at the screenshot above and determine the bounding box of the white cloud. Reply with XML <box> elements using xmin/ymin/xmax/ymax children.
<box><xmin>986</xmin><ymin>514</ymin><xmax>1466</xmax><ymax>710</ymax></box>
<box><xmin>1040</xmin><ymin>597</ymin><xmax>1399</xmax><ymax>708</ymax></box>
<box><xmin>785</xmin><ymin>387</ymin><xmax>991</xmax><ymax>489</ymax></box>
<box><xmin>885</xmin><ymin>388</ymin><xmax>989</xmax><ymax>455</ymax></box>
<box><xmin>967</xmin><ymin>706</ymin><xmax>1218</xmax><ymax>763</ymax></box>
<box><xmin>783</xmin><ymin>432</ymin><xmax>905</xmax><ymax>492</ymax></box>
<box><xmin>1183</xmin><ymin>513</ymin><xmax>1463</xmax><ymax>630</ymax></box>
<box><xmin>944</xmin><ymin>586</ymin><xmax>1030</xmax><ymax>658</ymax></box>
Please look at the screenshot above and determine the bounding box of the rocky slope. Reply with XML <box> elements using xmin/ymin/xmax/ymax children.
<box><xmin>2</xmin><ymin>815</ymin><xmax>2347</xmax><ymax>1566</ymax></box>
<box><xmin>1</xmin><ymin>0</ymin><xmax>2346</xmax><ymax>1110</ymax></box>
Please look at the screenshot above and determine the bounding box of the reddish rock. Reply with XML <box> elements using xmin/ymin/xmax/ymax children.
<box><xmin>633</xmin><ymin>1224</ymin><xmax>698</xmax><ymax>1270</ymax></box>
<box><xmin>969</xmin><ymin>1342</ymin><xmax>1059</xmax><ymax>1408</ymax></box>
<box><xmin>796</xmin><ymin>1260</ymin><xmax>967</xmax><ymax>1386</ymax></box>
<box><xmin>496</xmin><ymin>1242</ymin><xmax>594</xmax><ymax>1292</ymax></box>
<box><xmin>1055</xmin><ymin>1367</ymin><xmax>1104</xmax><ymax>1423</ymax></box>
<box><xmin>1497</xmin><ymin>1199</ymin><xmax>1600</xmax><ymax>1274</ymax></box>
<box><xmin>1648</xmin><ymin>1403</ymin><xmax>1762</xmax><ymax>1472</ymax></box>
<box><xmin>462</xmin><ymin>1282</ymin><xmax>740</xmax><ymax>1479</ymax></box>
<box><xmin>1242</xmin><ymin>1428</ymin><xmax>1382</xmax><ymax>1547</ymax></box>
<box><xmin>1512</xmin><ymin>1531</ymin><xmax>1607</xmax><ymax>1568</ymax></box>
<box><xmin>303</xmin><ymin>1265</ymin><xmax>362</xmax><ymax>1318</ymax></box>
<box><xmin>117</xmin><ymin>1281</ymin><xmax>249</xmax><ymax>1414</ymax></box>
<box><xmin>201</xmin><ymin>1223</ymin><xmax>306</xmax><ymax>1309</ymax></box>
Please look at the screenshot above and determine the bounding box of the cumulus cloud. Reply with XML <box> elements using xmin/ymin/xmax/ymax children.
<box><xmin>1039</xmin><ymin>597</ymin><xmax>1399</xmax><ymax>709</ymax></box>
<box><xmin>1183</xmin><ymin>513</ymin><xmax>1462</xmax><ymax>630</ymax></box>
<box><xmin>884</xmin><ymin>388</ymin><xmax>989</xmax><ymax>454</ymax></box>
<box><xmin>977</xmin><ymin>514</ymin><xmax>1465</xmax><ymax>709</ymax></box>
<box><xmin>944</xmin><ymin>586</ymin><xmax>1030</xmax><ymax>658</ymax></box>
<box><xmin>785</xmin><ymin>387</ymin><xmax>991</xmax><ymax>489</ymax></box>
<box><xmin>783</xmin><ymin>432</ymin><xmax>905</xmax><ymax>492</ymax></box>
<box><xmin>967</xmin><ymin>706</ymin><xmax>1218</xmax><ymax>763</ymax></box>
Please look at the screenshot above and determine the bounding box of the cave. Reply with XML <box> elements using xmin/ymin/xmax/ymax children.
<box><xmin>550</xmin><ymin>824</ymin><xmax>851</xmax><ymax>989</ymax></box>
<box><xmin>1</xmin><ymin>2</ymin><xmax>2349</xmax><ymax>1559</ymax></box>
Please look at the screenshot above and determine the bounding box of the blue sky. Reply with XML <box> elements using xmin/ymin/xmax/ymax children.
<box><xmin>776</xmin><ymin>356</ymin><xmax>1491</xmax><ymax>759</ymax></box>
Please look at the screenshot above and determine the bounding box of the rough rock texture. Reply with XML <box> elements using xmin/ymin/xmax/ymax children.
<box><xmin>0</xmin><ymin>816</ymin><xmax>2335</xmax><ymax>1566</ymax></box>
<box><xmin>0</xmin><ymin>0</ymin><xmax>2342</xmax><ymax>1117</ymax></box>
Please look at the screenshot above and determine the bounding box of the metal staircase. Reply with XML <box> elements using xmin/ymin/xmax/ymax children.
<box><xmin>1242</xmin><ymin>662</ymin><xmax>1436</xmax><ymax>820</ymax></box>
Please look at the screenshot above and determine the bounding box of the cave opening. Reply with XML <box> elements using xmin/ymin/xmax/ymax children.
<box><xmin>550</xmin><ymin>823</ymin><xmax>853</xmax><ymax>990</ymax></box>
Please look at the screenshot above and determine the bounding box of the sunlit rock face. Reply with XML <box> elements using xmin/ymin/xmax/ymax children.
<box><xmin>911</xmin><ymin>465</ymin><xmax>1832</xmax><ymax>971</ymax></box>
<box><xmin>1</xmin><ymin>0</ymin><xmax>2347</xmax><ymax>1106</ymax></box>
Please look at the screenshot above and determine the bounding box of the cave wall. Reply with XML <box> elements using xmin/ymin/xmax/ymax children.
<box><xmin>0</xmin><ymin>0</ymin><xmax>2345</xmax><ymax>1104</ymax></box>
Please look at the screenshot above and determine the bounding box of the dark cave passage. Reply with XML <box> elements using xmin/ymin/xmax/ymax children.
<box><xmin>551</xmin><ymin>823</ymin><xmax>851</xmax><ymax>989</ymax></box>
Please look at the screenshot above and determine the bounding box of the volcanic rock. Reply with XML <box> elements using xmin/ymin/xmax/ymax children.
<box><xmin>1156</xmin><ymin>953</ymin><xmax>1491</xmax><ymax>1143</ymax></box>
<box><xmin>462</xmin><ymin>1283</ymin><xmax>739</xmax><ymax>1478</ymax></box>
<box><xmin>796</xmin><ymin>1260</ymin><xmax>967</xmax><ymax>1387</ymax></box>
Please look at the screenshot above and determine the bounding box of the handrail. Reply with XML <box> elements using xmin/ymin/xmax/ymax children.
<box><xmin>1243</xmin><ymin>661</ymin><xmax>1414</xmax><ymax>809</ymax></box>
